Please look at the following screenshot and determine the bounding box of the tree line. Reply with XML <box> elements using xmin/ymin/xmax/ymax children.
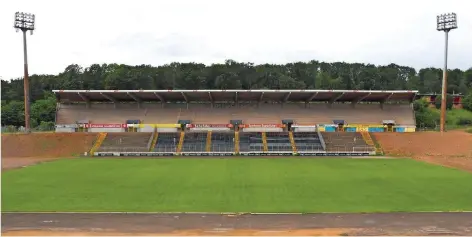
<box><xmin>2</xmin><ymin>60</ymin><xmax>472</xmax><ymax>128</ymax></box>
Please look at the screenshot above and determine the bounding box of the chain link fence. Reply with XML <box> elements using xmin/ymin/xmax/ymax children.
<box><xmin>1</xmin><ymin>123</ymin><xmax>56</xmax><ymax>133</ymax></box>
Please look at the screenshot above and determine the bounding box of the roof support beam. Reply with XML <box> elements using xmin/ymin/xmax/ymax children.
<box><xmin>77</xmin><ymin>92</ymin><xmax>90</xmax><ymax>108</ymax></box>
<box><xmin>382</xmin><ymin>93</ymin><xmax>395</xmax><ymax>103</ymax></box>
<box><xmin>127</xmin><ymin>92</ymin><xmax>142</xmax><ymax>103</ymax></box>
<box><xmin>234</xmin><ymin>92</ymin><xmax>239</xmax><ymax>107</ymax></box>
<box><xmin>283</xmin><ymin>92</ymin><xmax>291</xmax><ymax>103</ymax></box>
<box><xmin>306</xmin><ymin>92</ymin><xmax>319</xmax><ymax>103</ymax></box>
<box><xmin>77</xmin><ymin>92</ymin><xmax>90</xmax><ymax>102</ymax></box>
<box><xmin>329</xmin><ymin>93</ymin><xmax>345</xmax><ymax>104</ymax></box>
<box><xmin>127</xmin><ymin>92</ymin><xmax>142</xmax><ymax>108</ymax></box>
<box><xmin>100</xmin><ymin>93</ymin><xmax>117</xmax><ymax>103</ymax></box>
<box><xmin>153</xmin><ymin>92</ymin><xmax>165</xmax><ymax>103</ymax></box>
<box><xmin>181</xmin><ymin>92</ymin><xmax>189</xmax><ymax>103</ymax></box>
<box><xmin>352</xmin><ymin>93</ymin><xmax>371</xmax><ymax>104</ymax></box>
<box><xmin>208</xmin><ymin>92</ymin><xmax>213</xmax><ymax>103</ymax></box>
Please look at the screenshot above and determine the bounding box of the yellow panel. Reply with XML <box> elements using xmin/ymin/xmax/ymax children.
<box><xmin>318</xmin><ymin>127</ymin><xmax>325</xmax><ymax>132</ymax></box>
<box><xmin>347</xmin><ymin>124</ymin><xmax>384</xmax><ymax>128</ymax></box>
<box><xmin>155</xmin><ymin>124</ymin><xmax>181</xmax><ymax>128</ymax></box>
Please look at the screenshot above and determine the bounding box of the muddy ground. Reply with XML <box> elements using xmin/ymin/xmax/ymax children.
<box><xmin>2</xmin><ymin>212</ymin><xmax>472</xmax><ymax>236</ymax></box>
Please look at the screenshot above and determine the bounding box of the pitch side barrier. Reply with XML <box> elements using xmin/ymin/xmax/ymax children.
<box><xmin>93</xmin><ymin>151</ymin><xmax>373</xmax><ymax>157</ymax></box>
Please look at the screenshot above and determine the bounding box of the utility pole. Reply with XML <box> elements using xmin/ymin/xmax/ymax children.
<box><xmin>14</xmin><ymin>12</ymin><xmax>35</xmax><ymax>133</ymax></box>
<box><xmin>436</xmin><ymin>13</ymin><xmax>457</xmax><ymax>133</ymax></box>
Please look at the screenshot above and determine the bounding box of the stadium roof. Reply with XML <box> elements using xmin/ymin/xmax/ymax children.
<box><xmin>52</xmin><ymin>90</ymin><xmax>418</xmax><ymax>103</ymax></box>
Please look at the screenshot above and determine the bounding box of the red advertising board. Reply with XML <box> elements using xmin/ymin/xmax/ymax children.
<box><xmin>186</xmin><ymin>124</ymin><xmax>233</xmax><ymax>128</ymax></box>
<box><xmin>238</xmin><ymin>124</ymin><xmax>285</xmax><ymax>128</ymax></box>
<box><xmin>85</xmin><ymin>124</ymin><xmax>127</xmax><ymax>128</ymax></box>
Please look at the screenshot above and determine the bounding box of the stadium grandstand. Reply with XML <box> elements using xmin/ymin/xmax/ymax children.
<box><xmin>52</xmin><ymin>89</ymin><xmax>418</xmax><ymax>157</ymax></box>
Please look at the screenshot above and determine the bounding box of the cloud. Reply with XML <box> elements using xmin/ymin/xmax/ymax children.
<box><xmin>0</xmin><ymin>0</ymin><xmax>471</xmax><ymax>80</ymax></box>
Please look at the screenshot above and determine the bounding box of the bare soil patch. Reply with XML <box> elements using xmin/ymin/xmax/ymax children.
<box><xmin>1</xmin><ymin>157</ymin><xmax>61</xmax><ymax>170</ymax></box>
<box><xmin>1</xmin><ymin>133</ymin><xmax>97</xmax><ymax>170</ymax></box>
<box><xmin>1</xmin><ymin>228</ymin><xmax>354</xmax><ymax>236</ymax></box>
<box><xmin>374</xmin><ymin>131</ymin><xmax>472</xmax><ymax>172</ymax></box>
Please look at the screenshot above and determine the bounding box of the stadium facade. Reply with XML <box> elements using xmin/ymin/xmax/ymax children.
<box><xmin>52</xmin><ymin>89</ymin><xmax>418</xmax><ymax>157</ymax></box>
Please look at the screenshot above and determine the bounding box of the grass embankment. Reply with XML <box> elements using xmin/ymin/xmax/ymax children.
<box><xmin>3</xmin><ymin>158</ymin><xmax>472</xmax><ymax>213</ymax></box>
<box><xmin>430</xmin><ymin>108</ymin><xmax>472</xmax><ymax>130</ymax></box>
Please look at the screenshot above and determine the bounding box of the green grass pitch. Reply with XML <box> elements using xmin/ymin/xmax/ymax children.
<box><xmin>2</xmin><ymin>158</ymin><xmax>472</xmax><ymax>213</ymax></box>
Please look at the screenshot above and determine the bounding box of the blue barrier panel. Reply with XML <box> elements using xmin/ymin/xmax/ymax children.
<box><xmin>325</xmin><ymin>126</ymin><xmax>336</xmax><ymax>132</ymax></box>
<box><xmin>368</xmin><ymin>127</ymin><xmax>384</xmax><ymax>132</ymax></box>
<box><xmin>345</xmin><ymin>127</ymin><xmax>357</xmax><ymax>132</ymax></box>
<box><xmin>395</xmin><ymin>127</ymin><xmax>405</xmax><ymax>132</ymax></box>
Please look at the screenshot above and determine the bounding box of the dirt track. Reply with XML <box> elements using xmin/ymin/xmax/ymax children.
<box><xmin>375</xmin><ymin>131</ymin><xmax>472</xmax><ymax>172</ymax></box>
<box><xmin>2</xmin><ymin>212</ymin><xmax>472</xmax><ymax>236</ymax></box>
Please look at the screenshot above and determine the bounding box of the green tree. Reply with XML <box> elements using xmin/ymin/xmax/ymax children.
<box><xmin>1</xmin><ymin>101</ymin><xmax>25</xmax><ymax>126</ymax></box>
<box><xmin>1</xmin><ymin>59</ymin><xmax>471</xmax><ymax>126</ymax></box>
<box><xmin>415</xmin><ymin>109</ymin><xmax>439</xmax><ymax>129</ymax></box>
<box><xmin>434</xmin><ymin>94</ymin><xmax>454</xmax><ymax>110</ymax></box>
<box><xmin>30</xmin><ymin>96</ymin><xmax>57</xmax><ymax>126</ymax></box>
<box><xmin>413</xmin><ymin>98</ymin><xmax>429</xmax><ymax>112</ymax></box>
<box><xmin>462</xmin><ymin>90</ymin><xmax>472</xmax><ymax>112</ymax></box>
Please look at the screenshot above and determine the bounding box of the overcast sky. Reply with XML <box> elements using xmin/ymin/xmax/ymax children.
<box><xmin>1</xmin><ymin>0</ymin><xmax>471</xmax><ymax>80</ymax></box>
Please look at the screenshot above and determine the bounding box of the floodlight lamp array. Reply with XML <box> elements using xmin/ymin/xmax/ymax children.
<box><xmin>437</xmin><ymin>13</ymin><xmax>457</xmax><ymax>31</ymax></box>
<box><xmin>14</xmin><ymin>12</ymin><xmax>35</xmax><ymax>32</ymax></box>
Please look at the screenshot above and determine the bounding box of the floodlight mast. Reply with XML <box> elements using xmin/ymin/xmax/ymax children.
<box><xmin>436</xmin><ymin>13</ymin><xmax>457</xmax><ymax>133</ymax></box>
<box><xmin>13</xmin><ymin>12</ymin><xmax>35</xmax><ymax>133</ymax></box>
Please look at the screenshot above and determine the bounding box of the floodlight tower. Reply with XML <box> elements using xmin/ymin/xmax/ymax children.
<box><xmin>436</xmin><ymin>13</ymin><xmax>457</xmax><ymax>133</ymax></box>
<box><xmin>14</xmin><ymin>12</ymin><xmax>35</xmax><ymax>133</ymax></box>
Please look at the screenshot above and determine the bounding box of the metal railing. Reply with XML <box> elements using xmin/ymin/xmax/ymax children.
<box><xmin>153</xmin><ymin>143</ymin><xmax>178</xmax><ymax>152</ymax></box>
<box><xmin>98</xmin><ymin>146</ymin><xmax>150</xmax><ymax>152</ymax></box>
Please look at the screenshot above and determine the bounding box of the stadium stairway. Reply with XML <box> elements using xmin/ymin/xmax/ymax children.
<box><xmin>206</xmin><ymin>131</ymin><xmax>212</xmax><ymax>152</ymax></box>
<box><xmin>360</xmin><ymin>132</ymin><xmax>374</xmax><ymax>146</ymax></box>
<box><xmin>149</xmin><ymin>130</ymin><xmax>159</xmax><ymax>152</ymax></box>
<box><xmin>176</xmin><ymin>131</ymin><xmax>185</xmax><ymax>154</ymax></box>
<box><xmin>367</xmin><ymin>132</ymin><xmax>384</xmax><ymax>155</ymax></box>
<box><xmin>234</xmin><ymin>131</ymin><xmax>240</xmax><ymax>154</ymax></box>
<box><xmin>89</xmin><ymin>132</ymin><xmax>107</xmax><ymax>156</ymax></box>
<box><xmin>261</xmin><ymin>132</ymin><xmax>269</xmax><ymax>152</ymax></box>
<box><xmin>360</xmin><ymin>132</ymin><xmax>383</xmax><ymax>155</ymax></box>
<box><xmin>288</xmin><ymin>131</ymin><xmax>298</xmax><ymax>153</ymax></box>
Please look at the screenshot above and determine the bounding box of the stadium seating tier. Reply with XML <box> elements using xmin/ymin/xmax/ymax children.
<box><xmin>57</xmin><ymin>103</ymin><xmax>415</xmax><ymax>125</ymax></box>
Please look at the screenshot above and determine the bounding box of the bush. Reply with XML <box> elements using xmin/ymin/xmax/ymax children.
<box><xmin>30</xmin><ymin>119</ymin><xmax>39</xmax><ymax>129</ymax></box>
<box><xmin>415</xmin><ymin>109</ymin><xmax>439</xmax><ymax>129</ymax></box>
<box><xmin>457</xmin><ymin>117</ymin><xmax>472</xmax><ymax>126</ymax></box>
<box><xmin>445</xmin><ymin>109</ymin><xmax>472</xmax><ymax>128</ymax></box>
<box><xmin>463</xmin><ymin>91</ymin><xmax>472</xmax><ymax>112</ymax></box>
<box><xmin>36</xmin><ymin>121</ymin><xmax>55</xmax><ymax>131</ymax></box>
<box><xmin>1</xmin><ymin>125</ymin><xmax>18</xmax><ymax>133</ymax></box>
<box><xmin>413</xmin><ymin>98</ymin><xmax>430</xmax><ymax>112</ymax></box>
